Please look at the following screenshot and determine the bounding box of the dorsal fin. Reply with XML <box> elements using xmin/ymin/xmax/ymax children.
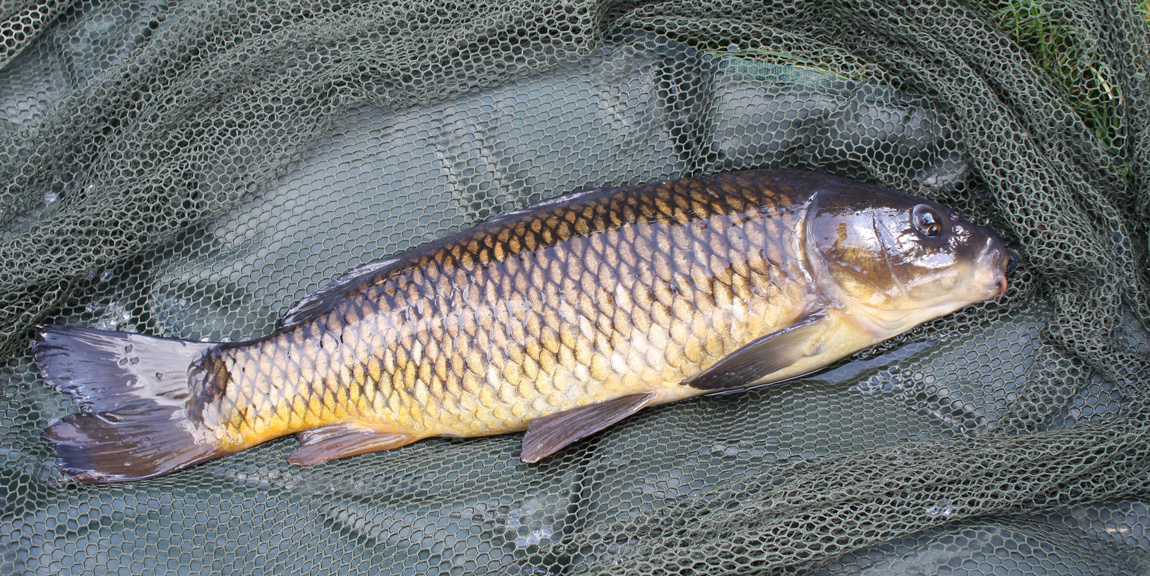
<box><xmin>482</xmin><ymin>187</ymin><xmax>614</xmax><ymax>227</ymax></box>
<box><xmin>276</xmin><ymin>185</ymin><xmax>617</xmax><ymax>329</ymax></box>
<box><xmin>522</xmin><ymin>186</ymin><xmax>613</xmax><ymax>211</ymax></box>
<box><xmin>276</xmin><ymin>256</ymin><xmax>401</xmax><ymax>329</ymax></box>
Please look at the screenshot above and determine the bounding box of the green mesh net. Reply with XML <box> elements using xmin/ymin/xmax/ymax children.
<box><xmin>2</xmin><ymin>0</ymin><xmax>1150</xmax><ymax>574</ymax></box>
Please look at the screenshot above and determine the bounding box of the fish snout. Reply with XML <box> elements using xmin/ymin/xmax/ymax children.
<box><xmin>977</xmin><ymin>234</ymin><xmax>1011</xmax><ymax>302</ymax></box>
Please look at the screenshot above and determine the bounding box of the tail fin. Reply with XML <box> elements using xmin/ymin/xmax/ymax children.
<box><xmin>32</xmin><ymin>325</ymin><xmax>226</xmax><ymax>484</ymax></box>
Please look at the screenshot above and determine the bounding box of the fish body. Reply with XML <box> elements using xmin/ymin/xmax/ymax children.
<box><xmin>33</xmin><ymin>170</ymin><xmax>1010</xmax><ymax>483</ymax></box>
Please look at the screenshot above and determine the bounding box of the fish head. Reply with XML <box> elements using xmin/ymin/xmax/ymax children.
<box><xmin>804</xmin><ymin>178</ymin><xmax>1010</xmax><ymax>337</ymax></box>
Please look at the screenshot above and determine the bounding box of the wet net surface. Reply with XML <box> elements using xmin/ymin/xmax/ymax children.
<box><xmin>2</xmin><ymin>0</ymin><xmax>1149</xmax><ymax>574</ymax></box>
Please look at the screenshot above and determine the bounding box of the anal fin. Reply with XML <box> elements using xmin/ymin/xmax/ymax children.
<box><xmin>520</xmin><ymin>392</ymin><xmax>656</xmax><ymax>463</ymax></box>
<box><xmin>288</xmin><ymin>424</ymin><xmax>415</xmax><ymax>466</ymax></box>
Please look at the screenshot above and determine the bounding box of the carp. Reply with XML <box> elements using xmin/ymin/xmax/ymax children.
<box><xmin>33</xmin><ymin>170</ymin><xmax>1010</xmax><ymax>483</ymax></box>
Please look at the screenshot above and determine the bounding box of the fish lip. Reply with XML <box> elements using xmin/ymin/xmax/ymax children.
<box><xmin>977</xmin><ymin>235</ymin><xmax>1011</xmax><ymax>302</ymax></box>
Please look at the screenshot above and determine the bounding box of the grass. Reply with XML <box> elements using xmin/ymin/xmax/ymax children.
<box><xmin>717</xmin><ymin>47</ymin><xmax>885</xmax><ymax>82</ymax></box>
<box><xmin>686</xmin><ymin>1</ymin><xmax>1149</xmax><ymax>163</ymax></box>
<box><xmin>979</xmin><ymin>0</ymin><xmax>1145</xmax><ymax>159</ymax></box>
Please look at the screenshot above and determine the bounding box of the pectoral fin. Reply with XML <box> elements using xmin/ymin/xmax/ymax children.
<box><xmin>521</xmin><ymin>392</ymin><xmax>657</xmax><ymax>463</ymax></box>
<box><xmin>288</xmin><ymin>424</ymin><xmax>415</xmax><ymax>465</ymax></box>
<box><xmin>684</xmin><ymin>311</ymin><xmax>829</xmax><ymax>392</ymax></box>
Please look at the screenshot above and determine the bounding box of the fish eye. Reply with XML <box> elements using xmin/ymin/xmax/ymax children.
<box><xmin>913</xmin><ymin>205</ymin><xmax>944</xmax><ymax>238</ymax></box>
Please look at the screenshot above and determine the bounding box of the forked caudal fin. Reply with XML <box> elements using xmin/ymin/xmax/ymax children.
<box><xmin>32</xmin><ymin>325</ymin><xmax>226</xmax><ymax>484</ymax></box>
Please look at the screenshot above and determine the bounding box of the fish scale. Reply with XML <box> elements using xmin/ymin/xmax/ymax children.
<box><xmin>197</xmin><ymin>172</ymin><xmax>806</xmax><ymax>450</ymax></box>
<box><xmin>34</xmin><ymin>169</ymin><xmax>1009</xmax><ymax>482</ymax></box>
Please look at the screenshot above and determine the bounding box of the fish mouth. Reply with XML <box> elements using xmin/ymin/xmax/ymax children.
<box><xmin>976</xmin><ymin>235</ymin><xmax>1011</xmax><ymax>303</ymax></box>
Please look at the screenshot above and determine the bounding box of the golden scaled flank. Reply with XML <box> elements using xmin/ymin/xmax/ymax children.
<box><xmin>207</xmin><ymin>175</ymin><xmax>808</xmax><ymax>452</ymax></box>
